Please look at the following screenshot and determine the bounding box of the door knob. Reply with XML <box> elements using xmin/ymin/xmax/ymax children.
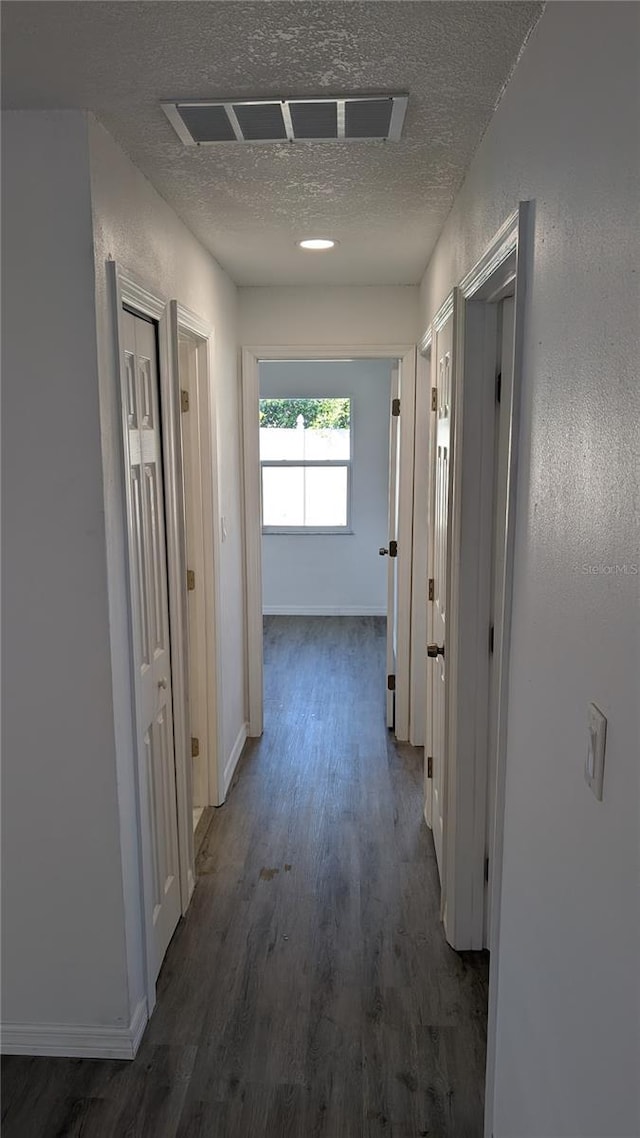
<box><xmin>158</xmin><ymin>677</ymin><xmax>168</xmax><ymax>689</ymax></box>
<box><xmin>427</xmin><ymin>643</ymin><xmax>445</xmax><ymax>658</ymax></box>
<box><xmin>379</xmin><ymin>547</ymin><xmax>389</xmax><ymax>556</ymax></box>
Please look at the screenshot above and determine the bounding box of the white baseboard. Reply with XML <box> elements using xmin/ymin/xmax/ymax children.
<box><xmin>129</xmin><ymin>997</ymin><xmax>148</xmax><ymax>1056</ymax></box>
<box><xmin>223</xmin><ymin>721</ymin><xmax>248</xmax><ymax>798</ymax></box>
<box><xmin>262</xmin><ymin>605</ymin><xmax>386</xmax><ymax>616</ymax></box>
<box><xmin>0</xmin><ymin>997</ymin><xmax>148</xmax><ymax>1060</ymax></box>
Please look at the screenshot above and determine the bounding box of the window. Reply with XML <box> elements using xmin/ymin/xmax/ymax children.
<box><xmin>259</xmin><ymin>397</ymin><xmax>352</xmax><ymax>532</ymax></box>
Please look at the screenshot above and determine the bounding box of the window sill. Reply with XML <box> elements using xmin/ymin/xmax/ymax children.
<box><xmin>262</xmin><ymin>528</ymin><xmax>355</xmax><ymax>536</ymax></box>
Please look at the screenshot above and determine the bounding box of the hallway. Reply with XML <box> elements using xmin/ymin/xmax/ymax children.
<box><xmin>1</xmin><ymin>617</ymin><xmax>488</xmax><ymax>1137</ymax></box>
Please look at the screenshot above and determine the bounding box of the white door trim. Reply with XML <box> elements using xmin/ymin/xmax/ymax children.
<box><xmin>410</xmin><ymin>335</ymin><xmax>432</xmax><ymax>748</ymax></box>
<box><xmin>241</xmin><ymin>347</ymin><xmax>264</xmax><ymax>738</ymax></box>
<box><xmin>418</xmin><ymin>330</ymin><xmax>435</xmax><ymax>823</ymax></box>
<box><xmin>173</xmin><ymin>303</ymin><xmax>226</xmax><ymax>806</ymax></box>
<box><xmin>417</xmin><ymin>202</ymin><xmax>531</xmax><ymax>1137</ymax></box>
<box><xmin>444</xmin><ymin>284</ymin><xmax>496</xmax><ymax>948</ymax></box>
<box><xmin>476</xmin><ymin>203</ymin><xmax>532</xmax><ymax>1138</ymax></box>
<box><xmin>386</xmin><ymin>364</ymin><xmax>401</xmax><ymax>729</ymax></box>
<box><xmin>241</xmin><ymin>343</ymin><xmax>416</xmax><ymax>741</ymax></box>
<box><xmin>108</xmin><ymin>263</ymin><xmax>194</xmax><ymax>1017</ymax></box>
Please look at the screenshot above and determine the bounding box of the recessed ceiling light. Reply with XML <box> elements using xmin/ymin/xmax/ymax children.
<box><xmin>297</xmin><ymin>238</ymin><xmax>336</xmax><ymax>251</ymax></box>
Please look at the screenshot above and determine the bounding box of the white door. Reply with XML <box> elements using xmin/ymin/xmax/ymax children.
<box><xmin>423</xmin><ymin>349</ymin><xmax>437</xmax><ymax>829</ymax></box>
<box><xmin>122</xmin><ymin>309</ymin><xmax>182</xmax><ymax>980</ymax></box>
<box><xmin>384</xmin><ymin>365</ymin><xmax>401</xmax><ymax>727</ymax></box>
<box><xmin>427</xmin><ymin>308</ymin><xmax>455</xmax><ymax>879</ymax></box>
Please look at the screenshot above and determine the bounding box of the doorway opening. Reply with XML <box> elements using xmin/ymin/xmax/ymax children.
<box><xmin>241</xmin><ymin>345</ymin><xmax>417</xmax><ymax>744</ymax></box>
<box><xmin>259</xmin><ymin>357</ymin><xmax>398</xmax><ymax>733</ymax></box>
<box><xmin>417</xmin><ymin>205</ymin><xmax>530</xmax><ymax>1135</ymax></box>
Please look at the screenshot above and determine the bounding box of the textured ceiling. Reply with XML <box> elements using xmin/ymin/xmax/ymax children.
<box><xmin>2</xmin><ymin>1</ymin><xmax>543</xmax><ymax>285</ymax></box>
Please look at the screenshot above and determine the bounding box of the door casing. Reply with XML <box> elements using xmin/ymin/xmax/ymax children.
<box><xmin>241</xmin><ymin>344</ymin><xmax>416</xmax><ymax>742</ymax></box>
<box><xmin>108</xmin><ymin>264</ymin><xmax>196</xmax><ymax>1020</ymax></box>
<box><xmin>409</xmin><ymin>343</ymin><xmax>431</xmax><ymax>748</ymax></box>
<box><xmin>174</xmin><ymin>304</ymin><xmax>225</xmax><ymax>809</ymax></box>
<box><xmin>417</xmin><ymin>203</ymin><xmax>531</xmax><ymax>1138</ymax></box>
<box><xmin>426</xmin><ymin>297</ymin><xmax>459</xmax><ymax>888</ymax></box>
<box><xmin>385</xmin><ymin>364</ymin><xmax>401</xmax><ymax>729</ymax></box>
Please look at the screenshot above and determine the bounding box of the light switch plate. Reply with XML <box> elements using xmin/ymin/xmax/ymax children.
<box><xmin>585</xmin><ymin>703</ymin><xmax>607</xmax><ymax>801</ymax></box>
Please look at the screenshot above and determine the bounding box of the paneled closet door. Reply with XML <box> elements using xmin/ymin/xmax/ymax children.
<box><xmin>122</xmin><ymin>309</ymin><xmax>181</xmax><ymax>980</ymax></box>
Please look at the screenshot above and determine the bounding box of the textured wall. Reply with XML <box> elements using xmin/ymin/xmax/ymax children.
<box><xmin>1</xmin><ymin>112</ymin><xmax>130</xmax><ymax>1028</ymax></box>
<box><xmin>419</xmin><ymin>5</ymin><xmax>640</xmax><ymax>1135</ymax></box>
<box><xmin>2</xmin><ymin>109</ymin><xmax>246</xmax><ymax>1039</ymax></box>
<box><xmin>88</xmin><ymin>116</ymin><xmax>244</xmax><ymax>1021</ymax></box>
<box><xmin>89</xmin><ymin>115</ymin><xmax>244</xmax><ymax>774</ymax></box>
<box><xmin>240</xmin><ymin>284</ymin><xmax>420</xmax><ymax>346</ymax></box>
<box><xmin>261</xmin><ymin>359</ymin><xmax>392</xmax><ymax>614</ymax></box>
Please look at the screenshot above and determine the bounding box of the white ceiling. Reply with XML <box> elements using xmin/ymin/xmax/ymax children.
<box><xmin>2</xmin><ymin>1</ymin><xmax>542</xmax><ymax>286</ymax></box>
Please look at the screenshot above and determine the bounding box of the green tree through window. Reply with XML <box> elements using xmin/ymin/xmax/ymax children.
<box><xmin>259</xmin><ymin>397</ymin><xmax>350</xmax><ymax>430</ymax></box>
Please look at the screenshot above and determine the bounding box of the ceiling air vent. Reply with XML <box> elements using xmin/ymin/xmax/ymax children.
<box><xmin>161</xmin><ymin>95</ymin><xmax>408</xmax><ymax>145</ymax></box>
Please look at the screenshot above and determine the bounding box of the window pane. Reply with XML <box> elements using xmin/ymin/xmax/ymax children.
<box><xmin>260</xmin><ymin>427</ymin><xmax>305</xmax><ymax>461</ymax></box>
<box><xmin>304</xmin><ymin>466</ymin><xmax>348</xmax><ymax>526</ymax></box>
<box><xmin>260</xmin><ymin>398</ymin><xmax>351</xmax><ymax>460</ymax></box>
<box><xmin>261</xmin><ymin>465</ymin><xmax>349</xmax><ymax>528</ymax></box>
<box><xmin>303</xmin><ymin>428</ymin><xmax>350</xmax><ymax>460</ymax></box>
<box><xmin>262</xmin><ymin>466</ymin><xmax>304</xmax><ymax>526</ymax></box>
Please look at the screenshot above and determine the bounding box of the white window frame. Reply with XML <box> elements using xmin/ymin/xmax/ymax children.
<box><xmin>259</xmin><ymin>397</ymin><xmax>354</xmax><ymax>535</ymax></box>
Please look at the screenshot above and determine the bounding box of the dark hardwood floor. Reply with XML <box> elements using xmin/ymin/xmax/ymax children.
<box><xmin>2</xmin><ymin>616</ymin><xmax>488</xmax><ymax>1137</ymax></box>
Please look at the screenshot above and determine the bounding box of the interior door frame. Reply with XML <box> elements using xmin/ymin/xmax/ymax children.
<box><xmin>410</xmin><ymin>338</ymin><xmax>432</xmax><ymax>749</ymax></box>
<box><xmin>474</xmin><ymin>203</ymin><xmax>531</xmax><ymax>1138</ymax></box>
<box><xmin>453</xmin><ymin>205</ymin><xmax>530</xmax><ymax>955</ymax></box>
<box><xmin>417</xmin><ymin>203</ymin><xmax>531</xmax><ymax>1136</ymax></box>
<box><xmin>173</xmin><ymin>304</ymin><xmax>226</xmax><ymax>808</ymax></box>
<box><xmin>407</xmin><ymin>339</ymin><xmax>428</xmax><ymax>746</ymax></box>
<box><xmin>386</xmin><ymin>363</ymin><xmax>401</xmax><ymax>729</ymax></box>
<box><xmin>109</xmin><ymin>263</ymin><xmax>195</xmax><ymax>1016</ymax></box>
<box><xmin>241</xmin><ymin>343</ymin><xmax>416</xmax><ymax>741</ymax></box>
<box><xmin>424</xmin><ymin>290</ymin><xmax>463</xmax><ymax>903</ymax></box>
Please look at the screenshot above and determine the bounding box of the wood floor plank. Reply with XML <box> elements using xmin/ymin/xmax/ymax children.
<box><xmin>2</xmin><ymin>616</ymin><xmax>488</xmax><ymax>1138</ymax></box>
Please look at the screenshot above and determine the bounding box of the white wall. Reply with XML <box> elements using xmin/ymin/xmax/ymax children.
<box><xmin>418</xmin><ymin>5</ymin><xmax>640</xmax><ymax>1136</ymax></box>
<box><xmin>240</xmin><ymin>284</ymin><xmax>419</xmax><ymax>348</ymax></box>
<box><xmin>1</xmin><ymin>110</ymin><xmax>245</xmax><ymax>1044</ymax></box>
<box><xmin>2</xmin><ymin>112</ymin><xmax>130</xmax><ymax>1029</ymax></box>
<box><xmin>88</xmin><ymin>116</ymin><xmax>244</xmax><ymax>1018</ymax></box>
<box><xmin>88</xmin><ymin>115</ymin><xmax>244</xmax><ymax>769</ymax></box>
<box><xmin>260</xmin><ymin>360</ymin><xmax>391</xmax><ymax>614</ymax></box>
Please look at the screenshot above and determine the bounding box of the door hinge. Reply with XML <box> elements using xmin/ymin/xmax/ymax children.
<box><xmin>180</xmin><ymin>389</ymin><xmax>190</xmax><ymax>413</ymax></box>
<box><xmin>427</xmin><ymin>755</ymin><xmax>433</xmax><ymax>779</ymax></box>
<box><xmin>431</xmin><ymin>387</ymin><xmax>437</xmax><ymax>412</ymax></box>
<box><xmin>489</xmin><ymin>624</ymin><xmax>494</xmax><ymax>654</ymax></box>
<box><xmin>389</xmin><ymin>540</ymin><xmax>398</xmax><ymax>558</ymax></box>
<box><xmin>484</xmin><ymin>855</ymin><xmax>490</xmax><ymax>883</ymax></box>
<box><xmin>392</xmin><ymin>397</ymin><xmax>401</xmax><ymax>417</ymax></box>
<box><xmin>428</xmin><ymin>577</ymin><xmax>434</xmax><ymax>601</ymax></box>
<box><xmin>191</xmin><ymin>736</ymin><xmax>200</xmax><ymax>758</ymax></box>
<box><xmin>495</xmin><ymin>372</ymin><xmax>502</xmax><ymax>404</ymax></box>
<box><xmin>387</xmin><ymin>673</ymin><xmax>396</xmax><ymax>692</ymax></box>
<box><xmin>186</xmin><ymin>569</ymin><xmax>196</xmax><ymax>592</ymax></box>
